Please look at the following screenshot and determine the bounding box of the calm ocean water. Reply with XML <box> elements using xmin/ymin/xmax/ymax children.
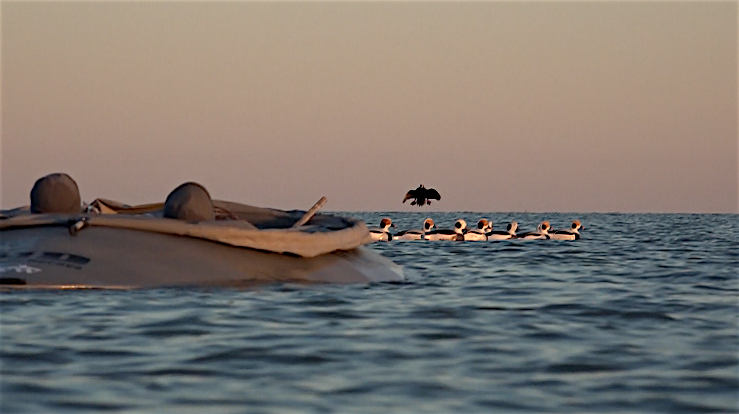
<box><xmin>1</xmin><ymin>212</ymin><xmax>737</xmax><ymax>413</ymax></box>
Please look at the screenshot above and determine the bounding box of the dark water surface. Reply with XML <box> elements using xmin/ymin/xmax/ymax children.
<box><xmin>2</xmin><ymin>213</ymin><xmax>737</xmax><ymax>413</ymax></box>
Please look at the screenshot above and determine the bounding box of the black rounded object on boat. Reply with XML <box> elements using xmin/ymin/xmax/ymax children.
<box><xmin>30</xmin><ymin>173</ymin><xmax>82</xmax><ymax>214</ymax></box>
<box><xmin>164</xmin><ymin>182</ymin><xmax>215</xmax><ymax>222</ymax></box>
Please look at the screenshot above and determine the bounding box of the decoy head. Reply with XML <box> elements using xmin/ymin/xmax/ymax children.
<box><xmin>454</xmin><ymin>219</ymin><xmax>467</xmax><ymax>234</ymax></box>
<box><xmin>539</xmin><ymin>221</ymin><xmax>551</xmax><ymax>232</ymax></box>
<box><xmin>507</xmin><ymin>221</ymin><xmax>518</xmax><ymax>234</ymax></box>
<box><xmin>571</xmin><ymin>220</ymin><xmax>582</xmax><ymax>230</ymax></box>
<box><xmin>477</xmin><ymin>219</ymin><xmax>492</xmax><ymax>232</ymax></box>
<box><xmin>380</xmin><ymin>218</ymin><xmax>394</xmax><ymax>229</ymax></box>
<box><xmin>423</xmin><ymin>218</ymin><xmax>435</xmax><ymax>231</ymax></box>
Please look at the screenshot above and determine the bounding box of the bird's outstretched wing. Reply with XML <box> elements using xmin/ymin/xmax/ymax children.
<box><xmin>426</xmin><ymin>188</ymin><xmax>441</xmax><ymax>201</ymax></box>
<box><xmin>402</xmin><ymin>190</ymin><xmax>415</xmax><ymax>203</ymax></box>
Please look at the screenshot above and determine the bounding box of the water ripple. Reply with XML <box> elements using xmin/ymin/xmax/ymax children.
<box><xmin>1</xmin><ymin>212</ymin><xmax>737</xmax><ymax>413</ymax></box>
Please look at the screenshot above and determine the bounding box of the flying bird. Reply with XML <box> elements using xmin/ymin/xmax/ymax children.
<box><xmin>402</xmin><ymin>184</ymin><xmax>441</xmax><ymax>207</ymax></box>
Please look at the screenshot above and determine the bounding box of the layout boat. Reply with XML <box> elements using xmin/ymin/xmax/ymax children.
<box><xmin>1</xmin><ymin>195</ymin><xmax>404</xmax><ymax>288</ymax></box>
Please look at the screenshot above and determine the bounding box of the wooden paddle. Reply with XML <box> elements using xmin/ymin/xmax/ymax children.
<box><xmin>291</xmin><ymin>197</ymin><xmax>327</xmax><ymax>228</ymax></box>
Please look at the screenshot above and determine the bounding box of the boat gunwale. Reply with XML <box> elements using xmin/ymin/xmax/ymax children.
<box><xmin>1</xmin><ymin>206</ymin><xmax>372</xmax><ymax>258</ymax></box>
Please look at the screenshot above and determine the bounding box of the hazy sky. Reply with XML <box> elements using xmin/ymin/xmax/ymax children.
<box><xmin>2</xmin><ymin>1</ymin><xmax>737</xmax><ymax>213</ymax></box>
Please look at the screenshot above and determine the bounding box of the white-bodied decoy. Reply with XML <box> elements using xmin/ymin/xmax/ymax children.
<box><xmin>424</xmin><ymin>219</ymin><xmax>467</xmax><ymax>241</ymax></box>
<box><xmin>464</xmin><ymin>219</ymin><xmax>492</xmax><ymax>241</ymax></box>
<box><xmin>549</xmin><ymin>220</ymin><xmax>583</xmax><ymax>241</ymax></box>
<box><xmin>516</xmin><ymin>221</ymin><xmax>551</xmax><ymax>240</ymax></box>
<box><xmin>369</xmin><ymin>217</ymin><xmax>395</xmax><ymax>242</ymax></box>
<box><xmin>394</xmin><ymin>218</ymin><xmax>435</xmax><ymax>241</ymax></box>
<box><xmin>487</xmin><ymin>221</ymin><xmax>518</xmax><ymax>240</ymax></box>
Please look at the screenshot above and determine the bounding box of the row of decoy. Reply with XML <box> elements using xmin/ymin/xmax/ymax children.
<box><xmin>369</xmin><ymin>218</ymin><xmax>583</xmax><ymax>242</ymax></box>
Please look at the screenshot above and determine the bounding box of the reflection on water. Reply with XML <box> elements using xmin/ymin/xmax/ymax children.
<box><xmin>2</xmin><ymin>213</ymin><xmax>738</xmax><ymax>413</ymax></box>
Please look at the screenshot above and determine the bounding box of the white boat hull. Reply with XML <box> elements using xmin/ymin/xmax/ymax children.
<box><xmin>0</xmin><ymin>226</ymin><xmax>404</xmax><ymax>288</ymax></box>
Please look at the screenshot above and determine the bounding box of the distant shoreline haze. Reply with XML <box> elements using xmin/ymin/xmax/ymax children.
<box><xmin>2</xmin><ymin>2</ymin><xmax>737</xmax><ymax>213</ymax></box>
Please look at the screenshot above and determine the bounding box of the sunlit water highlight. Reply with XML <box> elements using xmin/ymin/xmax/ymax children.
<box><xmin>1</xmin><ymin>212</ymin><xmax>737</xmax><ymax>413</ymax></box>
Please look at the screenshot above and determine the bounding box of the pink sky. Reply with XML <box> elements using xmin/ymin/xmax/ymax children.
<box><xmin>2</xmin><ymin>2</ymin><xmax>737</xmax><ymax>213</ymax></box>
